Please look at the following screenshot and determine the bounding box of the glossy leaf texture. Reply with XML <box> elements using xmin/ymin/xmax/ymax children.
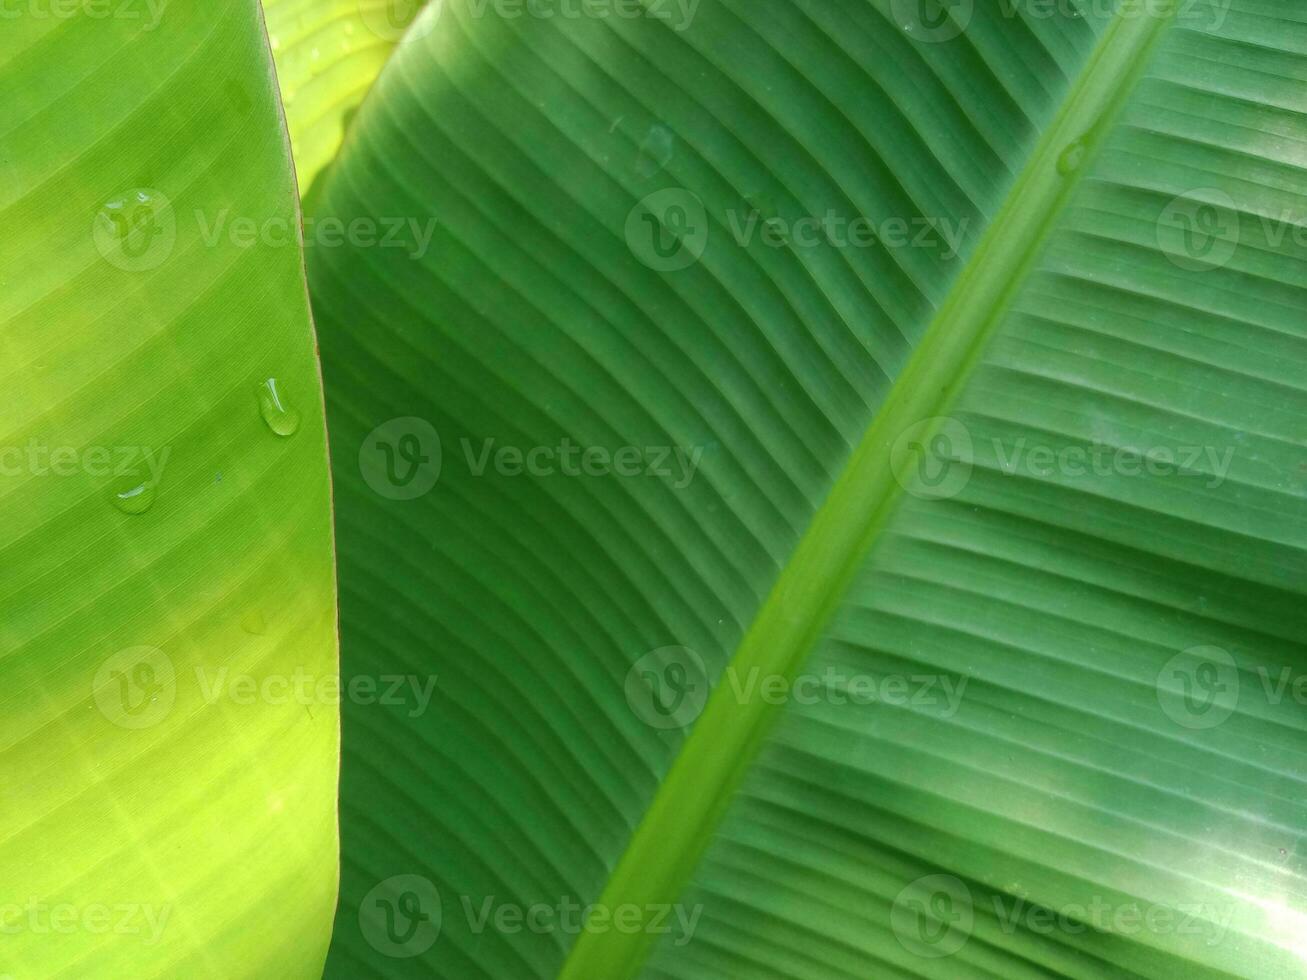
<box><xmin>0</xmin><ymin>1</ymin><xmax>339</xmax><ymax>976</ymax></box>
<box><xmin>306</xmin><ymin>0</ymin><xmax>1307</xmax><ymax>977</ymax></box>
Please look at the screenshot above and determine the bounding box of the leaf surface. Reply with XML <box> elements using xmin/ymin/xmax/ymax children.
<box><xmin>308</xmin><ymin>1</ymin><xmax>1307</xmax><ymax>976</ymax></box>
<box><xmin>263</xmin><ymin>0</ymin><xmax>429</xmax><ymax>195</ymax></box>
<box><xmin>1</xmin><ymin>3</ymin><xmax>338</xmax><ymax>975</ymax></box>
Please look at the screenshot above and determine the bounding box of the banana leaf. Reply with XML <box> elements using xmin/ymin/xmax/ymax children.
<box><xmin>2</xmin><ymin>3</ymin><xmax>338</xmax><ymax>975</ymax></box>
<box><xmin>306</xmin><ymin>0</ymin><xmax>1307</xmax><ymax>977</ymax></box>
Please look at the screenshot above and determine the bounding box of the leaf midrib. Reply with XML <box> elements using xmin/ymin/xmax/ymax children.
<box><xmin>560</xmin><ymin>4</ymin><xmax>1180</xmax><ymax>976</ymax></box>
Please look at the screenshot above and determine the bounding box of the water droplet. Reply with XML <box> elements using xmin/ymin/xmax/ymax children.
<box><xmin>102</xmin><ymin>189</ymin><xmax>153</xmax><ymax>218</ymax></box>
<box><xmin>636</xmin><ymin>125</ymin><xmax>675</xmax><ymax>178</ymax></box>
<box><xmin>110</xmin><ymin>481</ymin><xmax>156</xmax><ymax>515</ymax></box>
<box><xmin>241</xmin><ymin>611</ymin><xmax>267</xmax><ymax>635</ymax></box>
<box><xmin>1056</xmin><ymin>138</ymin><xmax>1088</xmax><ymax>176</ymax></box>
<box><xmin>257</xmin><ymin>378</ymin><xmax>301</xmax><ymax>437</ymax></box>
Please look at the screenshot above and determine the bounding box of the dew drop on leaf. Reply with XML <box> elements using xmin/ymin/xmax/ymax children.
<box><xmin>257</xmin><ymin>378</ymin><xmax>301</xmax><ymax>437</ymax></box>
<box><xmin>110</xmin><ymin>481</ymin><xmax>156</xmax><ymax>515</ymax></box>
<box><xmin>1056</xmin><ymin>138</ymin><xmax>1088</xmax><ymax>176</ymax></box>
<box><xmin>636</xmin><ymin>125</ymin><xmax>675</xmax><ymax>178</ymax></box>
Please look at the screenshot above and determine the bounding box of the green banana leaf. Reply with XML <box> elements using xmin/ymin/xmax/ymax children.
<box><xmin>1</xmin><ymin>2</ymin><xmax>338</xmax><ymax>976</ymax></box>
<box><xmin>13</xmin><ymin>0</ymin><xmax>1307</xmax><ymax>977</ymax></box>
<box><xmin>305</xmin><ymin>0</ymin><xmax>1307</xmax><ymax>977</ymax></box>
